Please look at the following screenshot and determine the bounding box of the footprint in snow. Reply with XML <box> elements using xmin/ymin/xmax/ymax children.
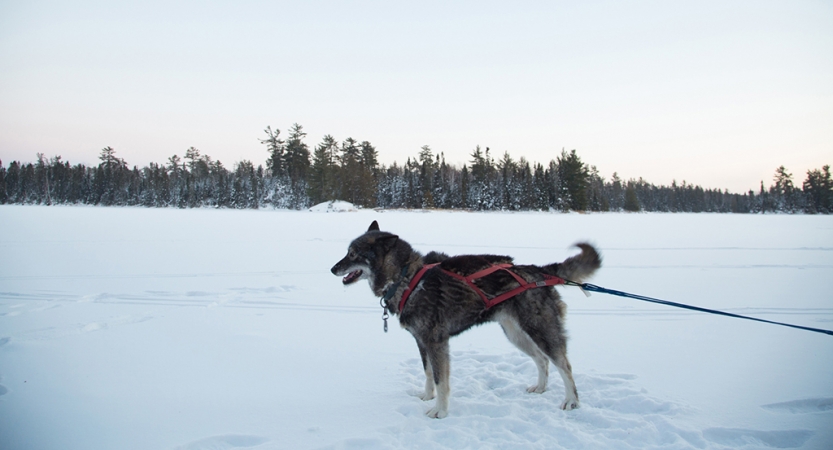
<box><xmin>173</xmin><ymin>434</ymin><xmax>268</xmax><ymax>450</ymax></box>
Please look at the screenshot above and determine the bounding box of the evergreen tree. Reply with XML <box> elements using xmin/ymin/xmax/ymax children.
<box><xmin>586</xmin><ymin>165</ymin><xmax>606</xmax><ymax>211</ymax></box>
<box><xmin>803</xmin><ymin>165</ymin><xmax>832</xmax><ymax>213</ymax></box>
<box><xmin>36</xmin><ymin>153</ymin><xmax>51</xmax><ymax>205</ymax></box>
<box><xmin>21</xmin><ymin>163</ymin><xmax>35</xmax><ymax>203</ymax></box>
<box><xmin>280</xmin><ymin>124</ymin><xmax>311</xmax><ymax>208</ymax></box>
<box><xmin>432</xmin><ymin>153</ymin><xmax>447</xmax><ymax>208</ymax></box>
<box><xmin>517</xmin><ymin>158</ymin><xmax>534</xmax><ymax>210</ymax></box>
<box><xmin>260</xmin><ymin>126</ymin><xmax>285</xmax><ymax>176</ymax></box>
<box><xmin>308</xmin><ymin>135</ymin><xmax>339</xmax><ymax>204</ymax></box>
<box><xmin>0</xmin><ymin>159</ymin><xmax>5</xmax><ymax>204</ymax></box>
<box><xmin>546</xmin><ymin>159</ymin><xmax>561</xmax><ymax>209</ymax></box>
<box><xmin>232</xmin><ymin>160</ymin><xmax>258</xmax><ymax>208</ymax></box>
<box><xmin>96</xmin><ymin>147</ymin><xmax>128</xmax><ymax>206</ymax></box>
<box><xmin>758</xmin><ymin>180</ymin><xmax>770</xmax><ymax>213</ymax></box>
<box><xmin>99</xmin><ymin>146</ymin><xmax>119</xmax><ymax>169</ymax></box>
<box><xmin>469</xmin><ymin>146</ymin><xmax>496</xmax><ymax>209</ymax></box>
<box><xmin>357</xmin><ymin>141</ymin><xmax>379</xmax><ymax>207</ymax></box>
<box><xmin>771</xmin><ymin>166</ymin><xmax>795</xmax><ymax>212</ymax></box>
<box><xmin>624</xmin><ymin>181</ymin><xmax>640</xmax><ymax>212</ymax></box>
<box><xmin>497</xmin><ymin>151</ymin><xmax>516</xmax><ymax>210</ymax></box>
<box><xmin>5</xmin><ymin>161</ymin><xmax>20</xmax><ymax>203</ymax></box>
<box><xmin>532</xmin><ymin>163</ymin><xmax>548</xmax><ymax>210</ymax></box>
<box><xmin>419</xmin><ymin>145</ymin><xmax>435</xmax><ymax>207</ymax></box>
<box><xmin>212</xmin><ymin>160</ymin><xmax>231</xmax><ymax>207</ymax></box>
<box><xmin>338</xmin><ymin>137</ymin><xmax>362</xmax><ymax>204</ymax></box>
<box><xmin>184</xmin><ymin>147</ymin><xmax>201</xmax><ymax>171</ymax></box>
<box><xmin>284</xmin><ymin>123</ymin><xmax>310</xmax><ymax>185</ymax></box>
<box><xmin>608</xmin><ymin>172</ymin><xmax>624</xmax><ymax>211</ymax></box>
<box><xmin>557</xmin><ymin>149</ymin><xmax>589</xmax><ymax>211</ymax></box>
<box><xmin>167</xmin><ymin>155</ymin><xmax>184</xmax><ymax>207</ymax></box>
<box><xmin>460</xmin><ymin>164</ymin><xmax>469</xmax><ymax>208</ymax></box>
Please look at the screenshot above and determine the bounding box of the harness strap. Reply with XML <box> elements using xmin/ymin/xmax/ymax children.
<box><xmin>483</xmin><ymin>274</ymin><xmax>566</xmax><ymax>308</ymax></box>
<box><xmin>398</xmin><ymin>262</ymin><xmax>567</xmax><ymax>313</ymax></box>
<box><xmin>398</xmin><ymin>263</ymin><xmax>440</xmax><ymax>313</ymax></box>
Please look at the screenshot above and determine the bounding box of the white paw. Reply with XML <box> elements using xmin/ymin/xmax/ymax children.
<box><xmin>527</xmin><ymin>384</ymin><xmax>547</xmax><ymax>394</ymax></box>
<box><xmin>561</xmin><ymin>398</ymin><xmax>580</xmax><ymax>410</ymax></box>
<box><xmin>418</xmin><ymin>390</ymin><xmax>435</xmax><ymax>401</ymax></box>
<box><xmin>426</xmin><ymin>405</ymin><xmax>448</xmax><ymax>419</ymax></box>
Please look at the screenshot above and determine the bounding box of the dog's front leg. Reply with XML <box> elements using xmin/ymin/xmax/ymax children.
<box><xmin>424</xmin><ymin>339</ymin><xmax>450</xmax><ymax>419</ymax></box>
<box><xmin>417</xmin><ymin>341</ymin><xmax>435</xmax><ymax>401</ymax></box>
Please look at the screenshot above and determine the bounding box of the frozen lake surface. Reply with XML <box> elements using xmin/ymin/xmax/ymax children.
<box><xmin>1</xmin><ymin>206</ymin><xmax>831</xmax><ymax>449</ymax></box>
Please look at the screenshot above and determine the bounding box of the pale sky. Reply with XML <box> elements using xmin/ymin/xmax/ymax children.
<box><xmin>1</xmin><ymin>0</ymin><xmax>831</xmax><ymax>193</ymax></box>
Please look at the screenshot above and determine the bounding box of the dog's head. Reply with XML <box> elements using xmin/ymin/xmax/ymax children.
<box><xmin>331</xmin><ymin>220</ymin><xmax>402</xmax><ymax>294</ymax></box>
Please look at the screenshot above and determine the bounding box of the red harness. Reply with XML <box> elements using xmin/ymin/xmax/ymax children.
<box><xmin>398</xmin><ymin>263</ymin><xmax>567</xmax><ymax>313</ymax></box>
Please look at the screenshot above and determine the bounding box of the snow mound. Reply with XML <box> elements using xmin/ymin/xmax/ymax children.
<box><xmin>309</xmin><ymin>201</ymin><xmax>359</xmax><ymax>212</ymax></box>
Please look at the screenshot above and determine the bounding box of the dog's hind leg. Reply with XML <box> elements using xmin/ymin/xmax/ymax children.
<box><xmin>550</xmin><ymin>348</ymin><xmax>579</xmax><ymax>410</ymax></box>
<box><xmin>498</xmin><ymin>314</ymin><xmax>549</xmax><ymax>394</ymax></box>
<box><xmin>423</xmin><ymin>339</ymin><xmax>450</xmax><ymax>418</ymax></box>
<box><xmin>416</xmin><ymin>340</ymin><xmax>435</xmax><ymax>401</ymax></box>
<box><xmin>520</xmin><ymin>321</ymin><xmax>580</xmax><ymax>410</ymax></box>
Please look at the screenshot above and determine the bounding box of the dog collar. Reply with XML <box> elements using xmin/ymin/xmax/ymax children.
<box><xmin>378</xmin><ymin>265</ymin><xmax>410</xmax><ymax>332</ymax></box>
<box><xmin>381</xmin><ymin>265</ymin><xmax>410</xmax><ymax>305</ymax></box>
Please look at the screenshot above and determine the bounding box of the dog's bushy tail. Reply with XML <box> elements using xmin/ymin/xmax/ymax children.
<box><xmin>543</xmin><ymin>243</ymin><xmax>601</xmax><ymax>283</ymax></box>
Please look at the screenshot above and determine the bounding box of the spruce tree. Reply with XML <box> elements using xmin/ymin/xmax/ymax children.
<box><xmin>460</xmin><ymin>164</ymin><xmax>469</xmax><ymax>208</ymax></box>
<box><xmin>497</xmin><ymin>152</ymin><xmax>516</xmax><ymax>210</ymax></box>
<box><xmin>419</xmin><ymin>145</ymin><xmax>434</xmax><ymax>208</ymax></box>
<box><xmin>284</xmin><ymin>123</ymin><xmax>310</xmax><ymax>185</ymax></box>
<box><xmin>309</xmin><ymin>135</ymin><xmax>339</xmax><ymax>204</ymax></box>
<box><xmin>624</xmin><ymin>181</ymin><xmax>640</xmax><ymax>212</ymax></box>
<box><xmin>771</xmin><ymin>166</ymin><xmax>795</xmax><ymax>212</ymax></box>
<box><xmin>338</xmin><ymin>137</ymin><xmax>361</xmax><ymax>204</ymax></box>
<box><xmin>803</xmin><ymin>165</ymin><xmax>832</xmax><ymax>213</ymax></box>
<box><xmin>533</xmin><ymin>163</ymin><xmax>548</xmax><ymax>210</ymax></box>
<box><xmin>6</xmin><ymin>161</ymin><xmax>20</xmax><ymax>203</ymax></box>
<box><xmin>260</xmin><ymin>126</ymin><xmax>285</xmax><ymax>177</ymax></box>
<box><xmin>358</xmin><ymin>141</ymin><xmax>379</xmax><ymax>207</ymax></box>
<box><xmin>557</xmin><ymin>149</ymin><xmax>589</xmax><ymax>211</ymax></box>
<box><xmin>0</xmin><ymin>159</ymin><xmax>5</xmax><ymax>204</ymax></box>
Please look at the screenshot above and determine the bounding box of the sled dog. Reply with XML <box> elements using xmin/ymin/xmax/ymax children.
<box><xmin>331</xmin><ymin>221</ymin><xmax>601</xmax><ymax>419</ymax></box>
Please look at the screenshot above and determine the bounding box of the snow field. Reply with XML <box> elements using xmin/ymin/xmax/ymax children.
<box><xmin>0</xmin><ymin>205</ymin><xmax>831</xmax><ymax>449</ymax></box>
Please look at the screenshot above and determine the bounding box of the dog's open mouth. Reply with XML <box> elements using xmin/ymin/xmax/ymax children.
<box><xmin>342</xmin><ymin>270</ymin><xmax>363</xmax><ymax>285</ymax></box>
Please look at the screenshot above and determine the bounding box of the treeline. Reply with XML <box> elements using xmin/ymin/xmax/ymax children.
<box><xmin>1</xmin><ymin>123</ymin><xmax>831</xmax><ymax>213</ymax></box>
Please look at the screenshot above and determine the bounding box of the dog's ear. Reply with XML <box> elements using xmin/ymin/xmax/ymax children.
<box><xmin>368</xmin><ymin>220</ymin><xmax>380</xmax><ymax>232</ymax></box>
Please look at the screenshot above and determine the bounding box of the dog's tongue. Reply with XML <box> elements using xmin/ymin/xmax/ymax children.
<box><xmin>343</xmin><ymin>270</ymin><xmax>362</xmax><ymax>284</ymax></box>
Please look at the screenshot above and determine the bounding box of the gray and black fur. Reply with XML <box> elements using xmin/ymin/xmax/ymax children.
<box><xmin>331</xmin><ymin>221</ymin><xmax>601</xmax><ymax>418</ymax></box>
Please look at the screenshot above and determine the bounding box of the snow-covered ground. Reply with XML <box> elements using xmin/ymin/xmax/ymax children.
<box><xmin>1</xmin><ymin>205</ymin><xmax>831</xmax><ymax>450</ymax></box>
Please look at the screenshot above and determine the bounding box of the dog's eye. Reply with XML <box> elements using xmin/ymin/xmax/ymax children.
<box><xmin>348</xmin><ymin>250</ymin><xmax>357</xmax><ymax>259</ymax></box>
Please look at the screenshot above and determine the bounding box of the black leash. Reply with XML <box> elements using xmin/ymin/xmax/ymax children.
<box><xmin>563</xmin><ymin>280</ymin><xmax>833</xmax><ymax>337</ymax></box>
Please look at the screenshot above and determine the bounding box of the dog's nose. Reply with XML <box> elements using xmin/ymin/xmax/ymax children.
<box><xmin>330</xmin><ymin>264</ymin><xmax>339</xmax><ymax>275</ymax></box>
